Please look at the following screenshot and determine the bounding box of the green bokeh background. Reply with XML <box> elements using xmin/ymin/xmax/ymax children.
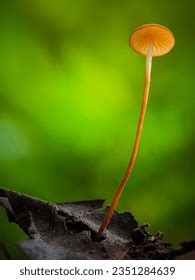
<box><xmin>0</xmin><ymin>0</ymin><xmax>194</xmax><ymax>259</ymax></box>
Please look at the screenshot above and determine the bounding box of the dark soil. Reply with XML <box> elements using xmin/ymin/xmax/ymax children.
<box><xmin>0</xmin><ymin>188</ymin><xmax>194</xmax><ymax>260</ymax></box>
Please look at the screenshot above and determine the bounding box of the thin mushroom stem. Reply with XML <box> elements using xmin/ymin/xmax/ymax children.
<box><xmin>97</xmin><ymin>45</ymin><xmax>153</xmax><ymax>238</ymax></box>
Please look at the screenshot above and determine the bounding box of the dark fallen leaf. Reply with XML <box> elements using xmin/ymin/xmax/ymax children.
<box><xmin>0</xmin><ymin>188</ymin><xmax>194</xmax><ymax>260</ymax></box>
<box><xmin>0</xmin><ymin>239</ymin><xmax>12</xmax><ymax>260</ymax></box>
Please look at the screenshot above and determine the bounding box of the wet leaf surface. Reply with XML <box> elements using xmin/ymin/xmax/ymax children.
<box><xmin>0</xmin><ymin>189</ymin><xmax>194</xmax><ymax>260</ymax></box>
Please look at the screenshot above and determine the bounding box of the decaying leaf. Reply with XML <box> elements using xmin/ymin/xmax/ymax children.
<box><xmin>0</xmin><ymin>189</ymin><xmax>194</xmax><ymax>260</ymax></box>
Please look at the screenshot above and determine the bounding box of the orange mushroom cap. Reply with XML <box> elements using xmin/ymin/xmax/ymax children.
<box><xmin>129</xmin><ymin>24</ymin><xmax>175</xmax><ymax>57</ymax></box>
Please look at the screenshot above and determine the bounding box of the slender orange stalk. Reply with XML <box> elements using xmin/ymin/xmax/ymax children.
<box><xmin>97</xmin><ymin>46</ymin><xmax>153</xmax><ymax>238</ymax></box>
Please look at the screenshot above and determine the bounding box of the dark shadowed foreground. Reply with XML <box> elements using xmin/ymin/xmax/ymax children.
<box><xmin>0</xmin><ymin>189</ymin><xmax>194</xmax><ymax>260</ymax></box>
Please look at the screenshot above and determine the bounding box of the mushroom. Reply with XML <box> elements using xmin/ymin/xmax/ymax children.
<box><xmin>97</xmin><ymin>24</ymin><xmax>175</xmax><ymax>238</ymax></box>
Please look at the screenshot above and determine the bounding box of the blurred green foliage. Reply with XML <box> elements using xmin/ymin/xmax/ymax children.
<box><xmin>0</xmin><ymin>0</ymin><xmax>194</xmax><ymax>258</ymax></box>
